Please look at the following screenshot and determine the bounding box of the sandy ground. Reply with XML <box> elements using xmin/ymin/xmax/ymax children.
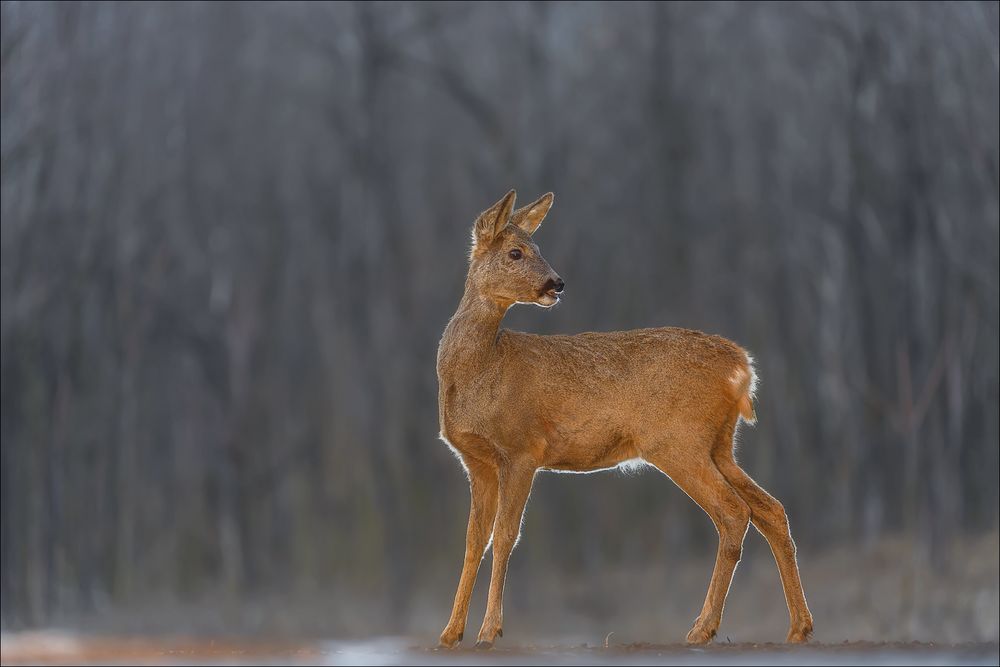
<box><xmin>4</xmin><ymin>535</ymin><xmax>996</xmax><ymax>664</ymax></box>
<box><xmin>2</xmin><ymin>633</ymin><xmax>999</xmax><ymax>666</ymax></box>
<box><xmin>39</xmin><ymin>533</ymin><xmax>999</xmax><ymax>647</ymax></box>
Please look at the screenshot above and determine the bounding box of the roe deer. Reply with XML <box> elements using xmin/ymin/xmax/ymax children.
<box><xmin>436</xmin><ymin>190</ymin><xmax>813</xmax><ymax>648</ymax></box>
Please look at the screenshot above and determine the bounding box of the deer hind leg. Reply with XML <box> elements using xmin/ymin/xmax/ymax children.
<box><xmin>712</xmin><ymin>441</ymin><xmax>814</xmax><ymax>643</ymax></box>
<box><xmin>475</xmin><ymin>463</ymin><xmax>536</xmax><ymax>649</ymax></box>
<box><xmin>645</xmin><ymin>449</ymin><xmax>751</xmax><ymax>644</ymax></box>
<box><xmin>439</xmin><ymin>457</ymin><xmax>499</xmax><ymax>648</ymax></box>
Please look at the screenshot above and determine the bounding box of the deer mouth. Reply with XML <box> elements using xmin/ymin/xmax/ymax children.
<box><xmin>537</xmin><ymin>289</ymin><xmax>560</xmax><ymax>307</ymax></box>
<box><xmin>536</xmin><ymin>277</ymin><xmax>563</xmax><ymax>307</ymax></box>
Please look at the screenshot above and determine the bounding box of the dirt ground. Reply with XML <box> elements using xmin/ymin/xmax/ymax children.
<box><xmin>2</xmin><ymin>634</ymin><xmax>999</xmax><ymax>666</ymax></box>
<box><xmin>4</xmin><ymin>535</ymin><xmax>996</xmax><ymax>664</ymax></box>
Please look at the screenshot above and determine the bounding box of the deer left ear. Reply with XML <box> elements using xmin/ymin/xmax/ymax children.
<box><xmin>474</xmin><ymin>189</ymin><xmax>517</xmax><ymax>247</ymax></box>
<box><xmin>511</xmin><ymin>192</ymin><xmax>554</xmax><ymax>235</ymax></box>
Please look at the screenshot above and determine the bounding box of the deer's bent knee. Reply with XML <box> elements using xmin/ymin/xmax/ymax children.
<box><xmin>718</xmin><ymin>501</ymin><xmax>750</xmax><ymax>558</ymax></box>
<box><xmin>722</xmin><ymin>539</ymin><xmax>744</xmax><ymax>563</ymax></box>
<box><xmin>723</xmin><ymin>498</ymin><xmax>751</xmax><ymax>530</ymax></box>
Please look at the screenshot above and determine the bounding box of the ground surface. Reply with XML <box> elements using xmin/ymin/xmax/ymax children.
<box><xmin>2</xmin><ymin>634</ymin><xmax>998</xmax><ymax>666</ymax></box>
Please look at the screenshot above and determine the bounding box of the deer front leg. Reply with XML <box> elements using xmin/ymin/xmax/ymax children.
<box><xmin>439</xmin><ymin>458</ymin><xmax>499</xmax><ymax>648</ymax></box>
<box><xmin>475</xmin><ymin>464</ymin><xmax>536</xmax><ymax>649</ymax></box>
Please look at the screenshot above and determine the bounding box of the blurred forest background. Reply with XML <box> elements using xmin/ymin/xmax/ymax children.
<box><xmin>1</xmin><ymin>0</ymin><xmax>998</xmax><ymax>644</ymax></box>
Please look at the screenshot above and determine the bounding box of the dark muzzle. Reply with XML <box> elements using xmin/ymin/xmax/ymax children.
<box><xmin>542</xmin><ymin>277</ymin><xmax>565</xmax><ymax>295</ymax></box>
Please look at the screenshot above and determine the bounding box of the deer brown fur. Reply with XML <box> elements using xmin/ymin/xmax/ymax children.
<box><xmin>436</xmin><ymin>190</ymin><xmax>813</xmax><ymax>649</ymax></box>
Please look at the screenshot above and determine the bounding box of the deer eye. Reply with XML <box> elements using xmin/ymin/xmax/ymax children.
<box><xmin>508</xmin><ymin>248</ymin><xmax>523</xmax><ymax>260</ymax></box>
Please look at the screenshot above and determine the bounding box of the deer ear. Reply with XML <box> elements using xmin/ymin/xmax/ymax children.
<box><xmin>474</xmin><ymin>189</ymin><xmax>517</xmax><ymax>246</ymax></box>
<box><xmin>511</xmin><ymin>192</ymin><xmax>554</xmax><ymax>235</ymax></box>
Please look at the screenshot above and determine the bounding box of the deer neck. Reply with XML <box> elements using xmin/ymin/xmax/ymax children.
<box><xmin>438</xmin><ymin>282</ymin><xmax>510</xmax><ymax>379</ymax></box>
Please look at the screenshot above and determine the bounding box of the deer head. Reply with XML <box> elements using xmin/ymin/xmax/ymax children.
<box><xmin>468</xmin><ymin>190</ymin><xmax>564</xmax><ymax>308</ymax></box>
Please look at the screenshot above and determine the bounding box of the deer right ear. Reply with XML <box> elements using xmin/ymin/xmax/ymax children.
<box><xmin>511</xmin><ymin>192</ymin><xmax>554</xmax><ymax>235</ymax></box>
<box><xmin>473</xmin><ymin>189</ymin><xmax>517</xmax><ymax>248</ymax></box>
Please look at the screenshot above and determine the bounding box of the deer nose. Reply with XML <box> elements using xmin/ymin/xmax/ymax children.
<box><xmin>553</xmin><ymin>278</ymin><xmax>565</xmax><ymax>293</ymax></box>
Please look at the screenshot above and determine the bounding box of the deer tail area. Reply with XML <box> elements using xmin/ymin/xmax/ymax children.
<box><xmin>731</xmin><ymin>352</ymin><xmax>758</xmax><ymax>425</ymax></box>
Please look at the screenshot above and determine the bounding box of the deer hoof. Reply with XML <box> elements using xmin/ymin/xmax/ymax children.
<box><xmin>787</xmin><ymin>620</ymin><xmax>813</xmax><ymax>643</ymax></box>
<box><xmin>438</xmin><ymin>630</ymin><xmax>463</xmax><ymax>649</ymax></box>
<box><xmin>685</xmin><ymin>625</ymin><xmax>716</xmax><ymax>645</ymax></box>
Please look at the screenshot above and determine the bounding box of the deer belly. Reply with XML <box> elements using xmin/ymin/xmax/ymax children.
<box><xmin>540</xmin><ymin>423</ymin><xmax>639</xmax><ymax>473</ymax></box>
